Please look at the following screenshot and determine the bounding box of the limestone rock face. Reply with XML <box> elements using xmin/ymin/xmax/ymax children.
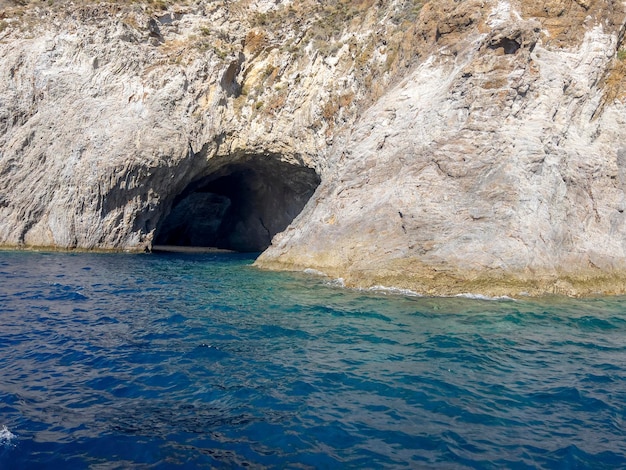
<box><xmin>257</xmin><ymin>0</ymin><xmax>626</xmax><ymax>296</ymax></box>
<box><xmin>2</xmin><ymin>0</ymin><xmax>626</xmax><ymax>296</ymax></box>
<box><xmin>0</xmin><ymin>0</ymin><xmax>399</xmax><ymax>250</ymax></box>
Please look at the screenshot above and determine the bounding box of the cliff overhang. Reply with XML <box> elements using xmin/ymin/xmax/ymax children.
<box><xmin>153</xmin><ymin>154</ymin><xmax>320</xmax><ymax>252</ymax></box>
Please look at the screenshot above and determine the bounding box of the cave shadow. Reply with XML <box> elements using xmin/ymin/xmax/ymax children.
<box><xmin>153</xmin><ymin>157</ymin><xmax>320</xmax><ymax>253</ymax></box>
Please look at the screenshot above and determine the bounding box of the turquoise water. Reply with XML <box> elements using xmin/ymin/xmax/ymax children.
<box><xmin>1</xmin><ymin>251</ymin><xmax>626</xmax><ymax>469</ymax></box>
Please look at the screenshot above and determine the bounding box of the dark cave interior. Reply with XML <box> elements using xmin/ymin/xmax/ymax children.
<box><xmin>153</xmin><ymin>158</ymin><xmax>320</xmax><ymax>253</ymax></box>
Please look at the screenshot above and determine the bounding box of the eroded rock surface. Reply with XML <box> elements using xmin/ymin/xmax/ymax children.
<box><xmin>257</xmin><ymin>0</ymin><xmax>626</xmax><ymax>296</ymax></box>
<box><xmin>2</xmin><ymin>0</ymin><xmax>626</xmax><ymax>296</ymax></box>
<box><xmin>0</xmin><ymin>0</ymin><xmax>407</xmax><ymax>250</ymax></box>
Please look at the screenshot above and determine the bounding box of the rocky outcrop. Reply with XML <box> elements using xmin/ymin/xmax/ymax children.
<box><xmin>257</xmin><ymin>0</ymin><xmax>626</xmax><ymax>297</ymax></box>
<box><xmin>2</xmin><ymin>0</ymin><xmax>626</xmax><ymax>296</ymax></box>
<box><xmin>0</xmin><ymin>0</ymin><xmax>408</xmax><ymax>250</ymax></box>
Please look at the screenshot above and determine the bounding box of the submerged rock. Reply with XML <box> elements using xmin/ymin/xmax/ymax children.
<box><xmin>2</xmin><ymin>0</ymin><xmax>626</xmax><ymax>296</ymax></box>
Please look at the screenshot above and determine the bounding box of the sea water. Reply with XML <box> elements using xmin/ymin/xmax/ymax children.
<box><xmin>1</xmin><ymin>251</ymin><xmax>626</xmax><ymax>469</ymax></box>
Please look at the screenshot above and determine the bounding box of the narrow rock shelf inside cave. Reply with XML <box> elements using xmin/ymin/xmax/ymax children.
<box><xmin>152</xmin><ymin>157</ymin><xmax>319</xmax><ymax>254</ymax></box>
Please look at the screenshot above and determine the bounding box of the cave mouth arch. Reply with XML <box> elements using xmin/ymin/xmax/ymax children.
<box><xmin>153</xmin><ymin>156</ymin><xmax>320</xmax><ymax>253</ymax></box>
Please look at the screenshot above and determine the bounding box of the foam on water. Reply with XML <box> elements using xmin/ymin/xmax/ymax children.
<box><xmin>302</xmin><ymin>268</ymin><xmax>328</xmax><ymax>277</ymax></box>
<box><xmin>324</xmin><ymin>279</ymin><xmax>421</xmax><ymax>297</ymax></box>
<box><xmin>363</xmin><ymin>284</ymin><xmax>422</xmax><ymax>297</ymax></box>
<box><xmin>326</xmin><ymin>276</ymin><xmax>346</xmax><ymax>287</ymax></box>
<box><xmin>0</xmin><ymin>427</ymin><xmax>15</xmax><ymax>448</ymax></box>
<box><xmin>315</xmin><ymin>273</ymin><xmax>513</xmax><ymax>300</ymax></box>
<box><xmin>455</xmin><ymin>292</ymin><xmax>516</xmax><ymax>301</ymax></box>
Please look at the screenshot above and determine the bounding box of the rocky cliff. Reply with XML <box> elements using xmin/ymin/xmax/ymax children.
<box><xmin>0</xmin><ymin>0</ymin><xmax>411</xmax><ymax>250</ymax></box>
<box><xmin>2</xmin><ymin>0</ymin><xmax>626</xmax><ymax>296</ymax></box>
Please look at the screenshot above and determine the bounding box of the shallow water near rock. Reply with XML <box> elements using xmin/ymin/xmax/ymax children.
<box><xmin>1</xmin><ymin>251</ymin><xmax>626</xmax><ymax>469</ymax></box>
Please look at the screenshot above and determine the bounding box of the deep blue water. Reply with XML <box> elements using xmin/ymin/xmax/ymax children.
<box><xmin>1</xmin><ymin>251</ymin><xmax>626</xmax><ymax>469</ymax></box>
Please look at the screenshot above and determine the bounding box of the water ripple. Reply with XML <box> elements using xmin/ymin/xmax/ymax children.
<box><xmin>1</xmin><ymin>251</ymin><xmax>626</xmax><ymax>468</ymax></box>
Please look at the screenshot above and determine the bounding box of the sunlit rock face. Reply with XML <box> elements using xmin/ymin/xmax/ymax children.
<box><xmin>257</xmin><ymin>0</ymin><xmax>626</xmax><ymax>297</ymax></box>
<box><xmin>0</xmin><ymin>0</ymin><xmax>410</xmax><ymax>251</ymax></box>
<box><xmin>3</xmin><ymin>0</ymin><xmax>626</xmax><ymax>296</ymax></box>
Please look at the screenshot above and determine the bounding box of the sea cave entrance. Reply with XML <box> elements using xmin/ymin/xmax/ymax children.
<box><xmin>153</xmin><ymin>157</ymin><xmax>320</xmax><ymax>253</ymax></box>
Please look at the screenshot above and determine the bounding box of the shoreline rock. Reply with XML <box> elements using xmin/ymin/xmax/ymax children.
<box><xmin>2</xmin><ymin>0</ymin><xmax>626</xmax><ymax>297</ymax></box>
<box><xmin>256</xmin><ymin>0</ymin><xmax>626</xmax><ymax>298</ymax></box>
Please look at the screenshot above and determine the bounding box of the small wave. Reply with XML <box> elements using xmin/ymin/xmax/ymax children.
<box><xmin>454</xmin><ymin>293</ymin><xmax>515</xmax><ymax>301</ymax></box>
<box><xmin>365</xmin><ymin>285</ymin><xmax>422</xmax><ymax>297</ymax></box>
<box><xmin>302</xmin><ymin>268</ymin><xmax>328</xmax><ymax>277</ymax></box>
<box><xmin>188</xmin><ymin>343</ymin><xmax>229</xmax><ymax>360</ymax></box>
<box><xmin>325</xmin><ymin>277</ymin><xmax>345</xmax><ymax>287</ymax></box>
<box><xmin>0</xmin><ymin>426</ymin><xmax>16</xmax><ymax>448</ymax></box>
<box><xmin>320</xmin><ymin>276</ymin><xmax>513</xmax><ymax>300</ymax></box>
<box><xmin>323</xmin><ymin>279</ymin><xmax>420</xmax><ymax>297</ymax></box>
